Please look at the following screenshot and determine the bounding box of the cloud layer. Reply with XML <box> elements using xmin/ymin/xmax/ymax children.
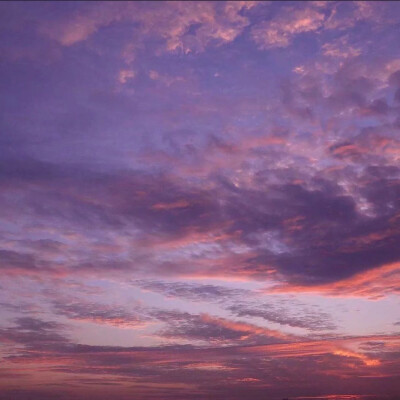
<box><xmin>1</xmin><ymin>1</ymin><xmax>400</xmax><ymax>399</ymax></box>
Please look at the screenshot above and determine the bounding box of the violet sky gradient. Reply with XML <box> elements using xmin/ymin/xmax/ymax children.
<box><xmin>1</xmin><ymin>1</ymin><xmax>400</xmax><ymax>400</ymax></box>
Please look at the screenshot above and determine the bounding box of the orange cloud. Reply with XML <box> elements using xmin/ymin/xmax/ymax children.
<box><xmin>241</xmin><ymin>334</ymin><xmax>397</xmax><ymax>368</ymax></box>
<box><xmin>251</xmin><ymin>6</ymin><xmax>325</xmax><ymax>49</ymax></box>
<box><xmin>199</xmin><ymin>313</ymin><xmax>289</xmax><ymax>340</ymax></box>
<box><xmin>152</xmin><ymin>200</ymin><xmax>190</xmax><ymax>210</ymax></box>
<box><xmin>270</xmin><ymin>262</ymin><xmax>400</xmax><ymax>299</ymax></box>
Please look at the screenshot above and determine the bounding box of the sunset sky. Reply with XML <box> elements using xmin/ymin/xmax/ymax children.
<box><xmin>1</xmin><ymin>1</ymin><xmax>400</xmax><ymax>399</ymax></box>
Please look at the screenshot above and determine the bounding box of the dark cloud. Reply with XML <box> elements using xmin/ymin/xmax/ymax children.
<box><xmin>1</xmin><ymin>324</ymin><xmax>400</xmax><ymax>400</ymax></box>
<box><xmin>1</xmin><ymin>153</ymin><xmax>400</xmax><ymax>286</ymax></box>
<box><xmin>135</xmin><ymin>281</ymin><xmax>336</xmax><ymax>331</ymax></box>
<box><xmin>0</xmin><ymin>317</ymin><xmax>68</xmax><ymax>350</ymax></box>
<box><xmin>0</xmin><ymin>249</ymin><xmax>52</xmax><ymax>273</ymax></box>
<box><xmin>228</xmin><ymin>302</ymin><xmax>336</xmax><ymax>331</ymax></box>
<box><xmin>134</xmin><ymin>280</ymin><xmax>249</xmax><ymax>302</ymax></box>
<box><xmin>159</xmin><ymin>313</ymin><xmax>252</xmax><ymax>342</ymax></box>
<box><xmin>51</xmin><ymin>300</ymin><xmax>148</xmax><ymax>327</ymax></box>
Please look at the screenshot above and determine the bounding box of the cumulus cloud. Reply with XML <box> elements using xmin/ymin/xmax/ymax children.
<box><xmin>251</xmin><ymin>6</ymin><xmax>325</xmax><ymax>49</ymax></box>
<box><xmin>36</xmin><ymin>1</ymin><xmax>259</xmax><ymax>55</ymax></box>
<box><xmin>118</xmin><ymin>69</ymin><xmax>135</xmax><ymax>84</ymax></box>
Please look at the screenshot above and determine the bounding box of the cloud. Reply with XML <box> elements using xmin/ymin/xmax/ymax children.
<box><xmin>155</xmin><ymin>311</ymin><xmax>288</xmax><ymax>345</ymax></box>
<box><xmin>2</xmin><ymin>2</ymin><xmax>400</xmax><ymax>399</ymax></box>
<box><xmin>228</xmin><ymin>302</ymin><xmax>336</xmax><ymax>331</ymax></box>
<box><xmin>38</xmin><ymin>3</ymin><xmax>128</xmax><ymax>46</ymax></box>
<box><xmin>322</xmin><ymin>35</ymin><xmax>362</xmax><ymax>59</ymax></box>
<box><xmin>1</xmin><ymin>316</ymin><xmax>400</xmax><ymax>400</ymax></box>
<box><xmin>1</xmin><ymin>146</ymin><xmax>400</xmax><ymax>294</ymax></box>
<box><xmin>270</xmin><ymin>262</ymin><xmax>400</xmax><ymax>300</ymax></box>
<box><xmin>51</xmin><ymin>300</ymin><xmax>149</xmax><ymax>328</ymax></box>
<box><xmin>135</xmin><ymin>280</ymin><xmax>336</xmax><ymax>331</ymax></box>
<box><xmin>118</xmin><ymin>69</ymin><xmax>135</xmax><ymax>84</ymax></box>
<box><xmin>37</xmin><ymin>1</ymin><xmax>259</xmax><ymax>55</ymax></box>
<box><xmin>0</xmin><ymin>317</ymin><xmax>68</xmax><ymax>350</ymax></box>
<box><xmin>251</xmin><ymin>6</ymin><xmax>325</xmax><ymax>49</ymax></box>
<box><xmin>134</xmin><ymin>280</ymin><xmax>249</xmax><ymax>302</ymax></box>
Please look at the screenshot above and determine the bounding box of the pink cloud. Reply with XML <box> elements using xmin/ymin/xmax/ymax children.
<box><xmin>251</xmin><ymin>6</ymin><xmax>325</xmax><ymax>49</ymax></box>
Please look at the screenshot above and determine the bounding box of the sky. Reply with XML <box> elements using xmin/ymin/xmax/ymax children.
<box><xmin>1</xmin><ymin>1</ymin><xmax>400</xmax><ymax>399</ymax></box>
